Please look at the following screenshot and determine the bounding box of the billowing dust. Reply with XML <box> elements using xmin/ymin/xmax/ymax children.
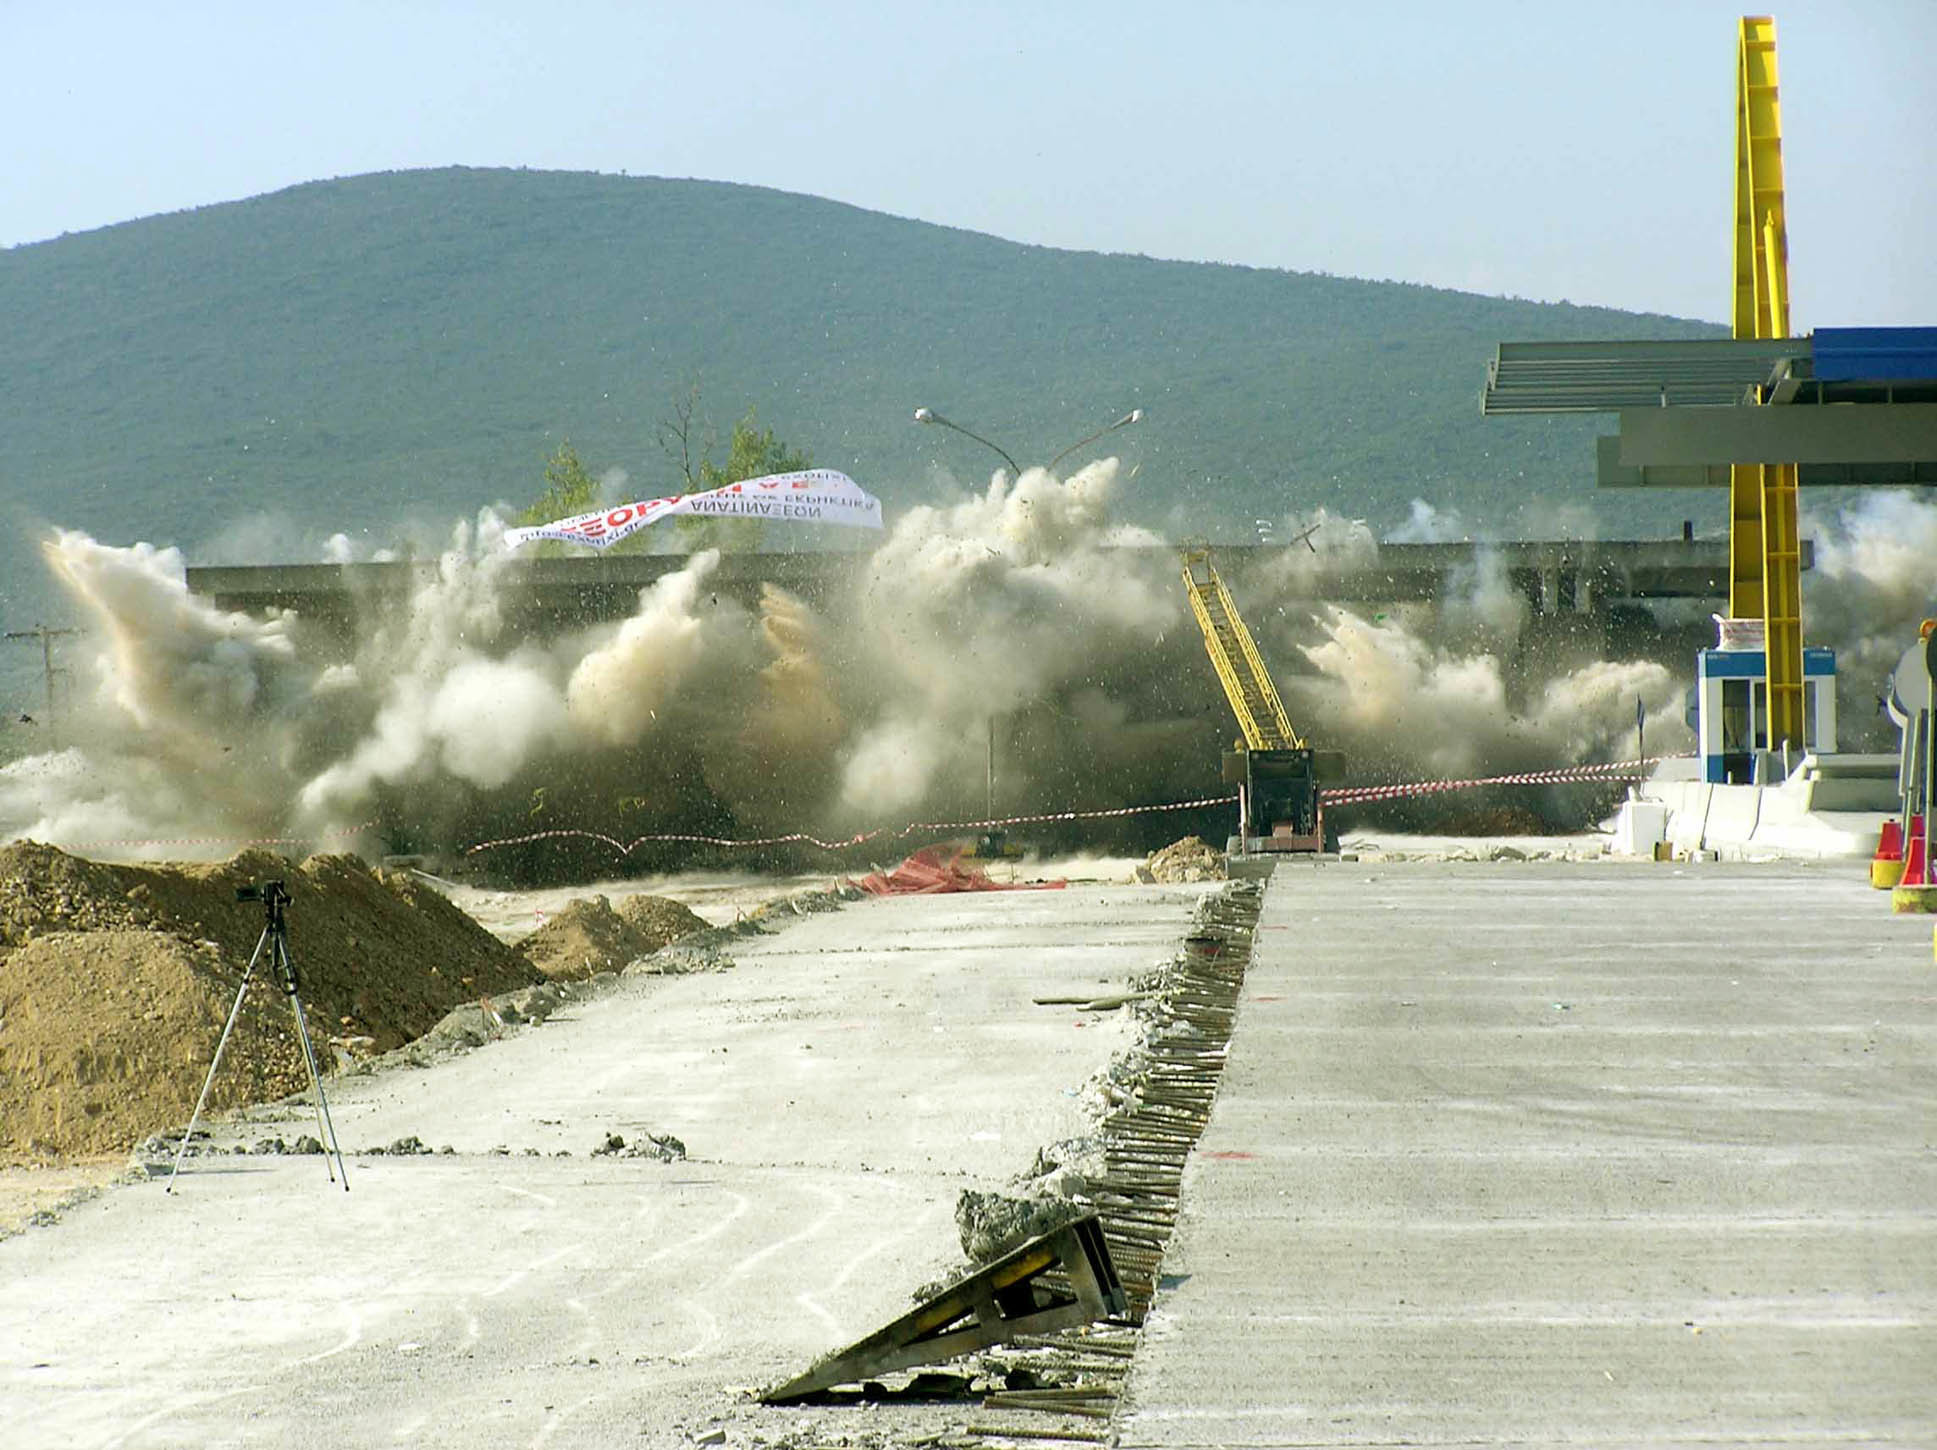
<box><xmin>3</xmin><ymin>469</ymin><xmax>1934</xmax><ymax>866</ymax></box>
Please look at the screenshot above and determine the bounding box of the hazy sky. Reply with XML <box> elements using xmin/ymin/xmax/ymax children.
<box><xmin>6</xmin><ymin>0</ymin><xmax>1933</xmax><ymax>328</ymax></box>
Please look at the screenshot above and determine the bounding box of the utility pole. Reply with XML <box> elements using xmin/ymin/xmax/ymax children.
<box><xmin>986</xmin><ymin>714</ymin><xmax>997</xmax><ymax>819</ymax></box>
<box><xmin>5</xmin><ymin>625</ymin><xmax>79</xmax><ymax>746</ymax></box>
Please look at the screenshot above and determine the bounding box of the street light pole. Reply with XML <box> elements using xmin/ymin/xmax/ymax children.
<box><xmin>912</xmin><ymin>407</ymin><xmax>1021</xmax><ymax>477</ymax></box>
<box><xmin>5</xmin><ymin>624</ymin><xmax>77</xmax><ymax>747</ymax></box>
<box><xmin>1046</xmin><ymin>408</ymin><xmax>1144</xmax><ymax>473</ymax></box>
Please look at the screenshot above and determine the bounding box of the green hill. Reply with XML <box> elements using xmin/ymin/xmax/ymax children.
<box><xmin>0</xmin><ymin>167</ymin><xmax>1720</xmax><ymax>709</ymax></box>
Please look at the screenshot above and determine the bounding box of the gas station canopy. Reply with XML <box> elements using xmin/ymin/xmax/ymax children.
<box><xmin>1481</xmin><ymin>326</ymin><xmax>1937</xmax><ymax>488</ymax></box>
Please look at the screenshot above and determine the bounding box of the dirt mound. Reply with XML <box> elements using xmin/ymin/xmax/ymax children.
<box><xmin>515</xmin><ymin>893</ymin><xmax>708</xmax><ymax>980</ymax></box>
<box><xmin>0</xmin><ymin>931</ymin><xmax>305</xmax><ymax>1158</ymax></box>
<box><xmin>1138</xmin><ymin>836</ymin><xmax>1226</xmax><ymax>883</ymax></box>
<box><xmin>514</xmin><ymin>896</ymin><xmax>639</xmax><ymax>980</ymax></box>
<box><xmin>0</xmin><ymin>842</ymin><xmax>541</xmax><ymax>1160</ymax></box>
<box><xmin>616</xmin><ymin>893</ymin><xmax>711</xmax><ymax>947</ymax></box>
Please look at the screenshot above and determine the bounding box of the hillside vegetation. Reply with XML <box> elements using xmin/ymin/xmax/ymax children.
<box><xmin>0</xmin><ymin>167</ymin><xmax>1721</xmax><ymax>707</ymax></box>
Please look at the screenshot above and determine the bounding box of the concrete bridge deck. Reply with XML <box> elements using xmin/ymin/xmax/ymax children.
<box><xmin>187</xmin><ymin>539</ymin><xmax>1784</xmax><ymax>636</ymax></box>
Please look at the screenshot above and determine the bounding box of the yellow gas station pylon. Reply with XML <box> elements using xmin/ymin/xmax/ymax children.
<box><xmin>1731</xmin><ymin>15</ymin><xmax>1805</xmax><ymax>752</ymax></box>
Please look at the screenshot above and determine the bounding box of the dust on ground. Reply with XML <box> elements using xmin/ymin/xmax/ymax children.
<box><xmin>1340</xmin><ymin>831</ymin><xmax>1611</xmax><ymax>861</ymax></box>
<box><xmin>0</xmin><ymin>1160</ymin><xmax>126</xmax><ymax>1238</ymax></box>
<box><xmin>0</xmin><ymin>841</ymin><xmax>540</xmax><ymax>1163</ymax></box>
<box><xmin>0</xmin><ymin>842</ymin><xmax>1157</xmax><ymax>1229</ymax></box>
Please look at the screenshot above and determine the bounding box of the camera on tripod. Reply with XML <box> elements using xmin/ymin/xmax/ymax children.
<box><xmin>234</xmin><ymin>881</ymin><xmax>296</xmax><ymax>994</ymax></box>
<box><xmin>171</xmin><ymin>873</ymin><xmax>348</xmax><ymax>1192</ymax></box>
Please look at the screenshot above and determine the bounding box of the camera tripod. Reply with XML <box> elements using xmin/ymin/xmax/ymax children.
<box><xmin>166</xmin><ymin>881</ymin><xmax>349</xmax><ymax>1193</ymax></box>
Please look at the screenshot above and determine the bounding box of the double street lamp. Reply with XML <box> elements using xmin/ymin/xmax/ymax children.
<box><xmin>912</xmin><ymin>406</ymin><xmax>1142</xmax><ymax>476</ymax></box>
<box><xmin>911</xmin><ymin>407</ymin><xmax>1019</xmax><ymax>475</ymax></box>
<box><xmin>1047</xmin><ymin>408</ymin><xmax>1143</xmax><ymax>472</ymax></box>
<box><xmin>908</xmin><ymin>404</ymin><xmax>1144</xmax><ymax>831</ymax></box>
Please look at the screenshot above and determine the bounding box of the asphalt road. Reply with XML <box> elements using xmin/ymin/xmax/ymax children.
<box><xmin>1119</xmin><ymin>856</ymin><xmax>1937</xmax><ymax>1447</ymax></box>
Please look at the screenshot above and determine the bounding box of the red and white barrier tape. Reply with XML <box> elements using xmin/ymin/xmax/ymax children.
<box><xmin>461</xmin><ymin>760</ymin><xmax>1659</xmax><ymax>859</ymax></box>
<box><xmin>462</xmin><ymin>793</ymin><xmax>1244</xmax><ymax>859</ymax></box>
<box><xmin>26</xmin><ymin>760</ymin><xmax>1664</xmax><ymax>861</ymax></box>
<box><xmin>36</xmin><ymin>821</ymin><xmax>380</xmax><ymax>852</ymax></box>
<box><xmin>1320</xmin><ymin>757</ymin><xmax>1663</xmax><ymax>808</ymax></box>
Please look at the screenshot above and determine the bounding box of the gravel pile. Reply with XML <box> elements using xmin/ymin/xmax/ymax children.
<box><xmin>1138</xmin><ymin>835</ymin><xmax>1226</xmax><ymax>883</ymax></box>
<box><xmin>514</xmin><ymin>893</ymin><xmax>710</xmax><ymax>980</ymax></box>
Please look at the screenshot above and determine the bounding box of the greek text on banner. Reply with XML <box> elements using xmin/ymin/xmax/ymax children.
<box><xmin>503</xmin><ymin>469</ymin><xmax>884</xmax><ymax>549</ymax></box>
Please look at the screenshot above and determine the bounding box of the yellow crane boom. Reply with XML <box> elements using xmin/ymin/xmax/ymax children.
<box><xmin>1180</xmin><ymin>546</ymin><xmax>1303</xmax><ymax>751</ymax></box>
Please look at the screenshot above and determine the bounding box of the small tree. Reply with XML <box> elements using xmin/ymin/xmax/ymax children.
<box><xmin>514</xmin><ymin>442</ymin><xmax>600</xmax><ymax>528</ymax></box>
<box><xmin>655</xmin><ymin>384</ymin><xmax>715</xmax><ymax>493</ymax></box>
<box><xmin>700</xmin><ymin>408</ymin><xmax>812</xmax><ymax>489</ymax></box>
<box><xmin>506</xmin><ymin>442</ymin><xmax>603</xmax><ymax>556</ymax></box>
<box><xmin>516</xmin><ymin>398</ymin><xmax>812</xmax><ymax>555</ymax></box>
<box><xmin>661</xmin><ymin>396</ymin><xmax>812</xmax><ymax>553</ymax></box>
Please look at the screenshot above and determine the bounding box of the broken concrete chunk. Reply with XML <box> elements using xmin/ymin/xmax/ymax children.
<box><xmin>955</xmin><ymin>1189</ymin><xmax>1090</xmax><ymax>1265</ymax></box>
<box><xmin>1142</xmin><ymin>836</ymin><xmax>1227</xmax><ymax>883</ymax></box>
<box><xmin>624</xmin><ymin>942</ymin><xmax>734</xmax><ymax>977</ymax></box>
<box><xmin>361</xmin><ymin>1135</ymin><xmax>433</xmax><ymax>1156</ymax></box>
<box><xmin>591</xmin><ymin>1131</ymin><xmax>687</xmax><ymax>1162</ymax></box>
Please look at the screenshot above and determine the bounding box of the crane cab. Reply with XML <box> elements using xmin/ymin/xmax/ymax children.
<box><xmin>1224</xmin><ymin>746</ymin><xmax>1345</xmax><ymax>854</ymax></box>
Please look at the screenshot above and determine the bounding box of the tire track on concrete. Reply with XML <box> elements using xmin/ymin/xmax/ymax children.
<box><xmin>719</xmin><ymin>1181</ymin><xmax>843</xmax><ymax>1288</ymax></box>
<box><xmin>678</xmin><ymin>1180</ymin><xmax>845</xmax><ymax>1359</ymax></box>
<box><xmin>482</xmin><ymin>1242</ymin><xmax>580</xmax><ymax>1299</ymax></box>
<box><xmin>98</xmin><ymin>1386</ymin><xmax>258</xmax><ymax>1450</ymax></box>
<box><xmin>585</xmin><ymin>1185</ymin><xmax>750</xmax><ymax>1307</ymax></box>
<box><xmin>796</xmin><ymin>1189</ymin><xmax>946</xmax><ymax>1341</ymax></box>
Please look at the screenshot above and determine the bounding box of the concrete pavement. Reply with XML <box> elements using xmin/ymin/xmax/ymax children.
<box><xmin>0</xmin><ymin>880</ymin><xmax>1216</xmax><ymax>1450</ymax></box>
<box><xmin>10</xmin><ymin>853</ymin><xmax>1933</xmax><ymax>1448</ymax></box>
<box><xmin>1119</xmin><ymin>856</ymin><xmax>1937</xmax><ymax>1446</ymax></box>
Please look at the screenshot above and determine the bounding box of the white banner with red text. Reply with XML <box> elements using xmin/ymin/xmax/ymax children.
<box><xmin>503</xmin><ymin>469</ymin><xmax>883</xmax><ymax>549</ymax></box>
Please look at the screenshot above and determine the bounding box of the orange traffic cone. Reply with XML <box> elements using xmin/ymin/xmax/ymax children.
<box><xmin>1892</xmin><ymin>814</ymin><xmax>1937</xmax><ymax>913</ymax></box>
<box><xmin>1872</xmin><ymin>818</ymin><xmax>1907</xmax><ymax>890</ymax></box>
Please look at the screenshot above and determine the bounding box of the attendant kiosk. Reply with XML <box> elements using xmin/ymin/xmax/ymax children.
<box><xmin>1694</xmin><ymin>627</ymin><xmax>1837</xmax><ymax>785</ymax></box>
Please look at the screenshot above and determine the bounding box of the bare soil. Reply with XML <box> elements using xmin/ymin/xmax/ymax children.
<box><xmin>512</xmin><ymin>893</ymin><xmax>710</xmax><ymax>980</ymax></box>
<box><xmin>0</xmin><ymin>842</ymin><xmax>540</xmax><ymax>1161</ymax></box>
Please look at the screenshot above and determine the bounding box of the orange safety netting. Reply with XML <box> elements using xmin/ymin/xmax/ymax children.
<box><xmin>847</xmin><ymin>847</ymin><xmax>1067</xmax><ymax>896</ymax></box>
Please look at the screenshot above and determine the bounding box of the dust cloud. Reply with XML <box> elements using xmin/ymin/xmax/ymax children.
<box><xmin>1801</xmin><ymin>490</ymin><xmax>1937</xmax><ymax>751</ymax></box>
<box><xmin>4</xmin><ymin>478</ymin><xmax>1932</xmax><ymax>873</ymax></box>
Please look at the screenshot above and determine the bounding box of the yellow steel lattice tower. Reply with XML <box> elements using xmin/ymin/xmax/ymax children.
<box><xmin>1180</xmin><ymin>547</ymin><xmax>1303</xmax><ymax>752</ymax></box>
<box><xmin>1731</xmin><ymin>15</ymin><xmax>1804</xmax><ymax>749</ymax></box>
